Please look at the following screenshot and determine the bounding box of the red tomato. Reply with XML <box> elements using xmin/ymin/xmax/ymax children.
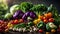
<box><xmin>43</xmin><ymin>19</ymin><xmax>48</xmax><ymax>23</ymax></box>
<box><xmin>39</xmin><ymin>29</ymin><xmax>43</xmax><ymax>33</ymax></box>
<box><xmin>14</xmin><ymin>20</ymin><xmax>19</xmax><ymax>24</ymax></box>
<box><xmin>48</xmin><ymin>18</ymin><xmax>54</xmax><ymax>22</ymax></box>
<box><xmin>19</xmin><ymin>19</ymin><xmax>24</xmax><ymax>23</ymax></box>
<box><xmin>43</xmin><ymin>17</ymin><xmax>47</xmax><ymax>20</ymax></box>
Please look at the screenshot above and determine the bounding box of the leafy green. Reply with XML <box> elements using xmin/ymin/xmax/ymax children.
<box><xmin>19</xmin><ymin>2</ymin><xmax>33</xmax><ymax>13</ymax></box>
<box><xmin>30</xmin><ymin>4</ymin><xmax>47</xmax><ymax>15</ymax></box>
<box><xmin>0</xmin><ymin>3</ymin><xmax>8</xmax><ymax>19</ymax></box>
<box><xmin>0</xmin><ymin>3</ymin><xmax>8</xmax><ymax>10</ymax></box>
<box><xmin>54</xmin><ymin>15</ymin><xmax>60</xmax><ymax>25</ymax></box>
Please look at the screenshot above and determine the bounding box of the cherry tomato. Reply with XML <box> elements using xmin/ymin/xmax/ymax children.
<box><xmin>47</xmin><ymin>12</ymin><xmax>52</xmax><ymax>18</ymax></box>
<box><xmin>48</xmin><ymin>18</ymin><xmax>54</xmax><ymax>22</ymax></box>
<box><xmin>43</xmin><ymin>17</ymin><xmax>47</xmax><ymax>20</ymax></box>
<box><xmin>13</xmin><ymin>20</ymin><xmax>19</xmax><ymax>24</ymax></box>
<box><xmin>43</xmin><ymin>19</ymin><xmax>48</xmax><ymax>23</ymax></box>
<box><xmin>19</xmin><ymin>19</ymin><xmax>24</xmax><ymax>23</ymax></box>
<box><xmin>39</xmin><ymin>29</ymin><xmax>43</xmax><ymax>33</ymax></box>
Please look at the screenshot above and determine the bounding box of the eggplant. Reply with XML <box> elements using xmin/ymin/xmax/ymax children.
<box><xmin>22</xmin><ymin>11</ymin><xmax>37</xmax><ymax>20</ymax></box>
<box><xmin>30</xmin><ymin>12</ymin><xmax>37</xmax><ymax>19</ymax></box>
<box><xmin>13</xmin><ymin>10</ymin><xmax>24</xmax><ymax>19</ymax></box>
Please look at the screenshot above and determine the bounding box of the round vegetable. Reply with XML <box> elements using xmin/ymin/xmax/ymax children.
<box><xmin>43</xmin><ymin>19</ymin><xmax>48</xmax><ymax>23</ymax></box>
<box><xmin>46</xmin><ymin>22</ymin><xmax>57</xmax><ymax>31</ymax></box>
<box><xmin>37</xmin><ymin>21</ymin><xmax>45</xmax><ymax>29</ymax></box>
<box><xmin>10</xmin><ymin>5</ymin><xmax>19</xmax><ymax>15</ymax></box>
<box><xmin>4</xmin><ymin>13</ymin><xmax>12</xmax><ymax>19</ymax></box>
<box><xmin>19</xmin><ymin>19</ymin><xmax>24</xmax><ymax>23</ymax></box>
<box><xmin>38</xmin><ymin>29</ymin><xmax>43</xmax><ymax>33</ymax></box>
<box><xmin>48</xmin><ymin>18</ymin><xmax>54</xmax><ymax>22</ymax></box>
<box><xmin>33</xmin><ymin>20</ymin><xmax>38</xmax><ymax>25</ymax></box>
<box><xmin>30</xmin><ymin>12</ymin><xmax>37</xmax><ymax>19</ymax></box>
<box><xmin>13</xmin><ymin>10</ymin><xmax>24</xmax><ymax>19</ymax></box>
<box><xmin>22</xmin><ymin>11</ymin><xmax>37</xmax><ymax>20</ymax></box>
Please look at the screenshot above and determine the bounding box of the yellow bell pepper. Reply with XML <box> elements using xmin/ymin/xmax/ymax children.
<box><xmin>7</xmin><ymin>23</ymin><xmax>13</xmax><ymax>28</ymax></box>
<box><xmin>37</xmin><ymin>19</ymin><xmax>41</xmax><ymax>23</ymax></box>
<box><xmin>33</xmin><ymin>20</ymin><xmax>38</xmax><ymax>25</ymax></box>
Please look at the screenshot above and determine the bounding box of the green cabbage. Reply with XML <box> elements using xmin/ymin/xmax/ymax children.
<box><xmin>10</xmin><ymin>4</ymin><xmax>19</xmax><ymax>15</ymax></box>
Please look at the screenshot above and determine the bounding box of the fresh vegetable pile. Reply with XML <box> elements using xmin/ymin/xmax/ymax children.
<box><xmin>0</xmin><ymin>2</ymin><xmax>60</xmax><ymax>33</ymax></box>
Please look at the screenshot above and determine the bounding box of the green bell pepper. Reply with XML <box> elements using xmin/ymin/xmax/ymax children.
<box><xmin>37</xmin><ymin>21</ymin><xmax>45</xmax><ymax>29</ymax></box>
<box><xmin>27</xmin><ymin>22</ymin><xmax>34</xmax><ymax>27</ymax></box>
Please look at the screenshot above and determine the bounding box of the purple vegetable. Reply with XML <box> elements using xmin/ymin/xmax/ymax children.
<box><xmin>22</xmin><ymin>11</ymin><xmax>37</xmax><ymax>20</ymax></box>
<box><xmin>30</xmin><ymin>12</ymin><xmax>37</xmax><ymax>19</ymax></box>
<box><xmin>13</xmin><ymin>10</ymin><xmax>24</xmax><ymax>19</ymax></box>
<box><xmin>25</xmin><ymin>11</ymin><xmax>30</xmax><ymax>16</ymax></box>
<box><xmin>22</xmin><ymin>14</ymin><xmax>27</xmax><ymax>20</ymax></box>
